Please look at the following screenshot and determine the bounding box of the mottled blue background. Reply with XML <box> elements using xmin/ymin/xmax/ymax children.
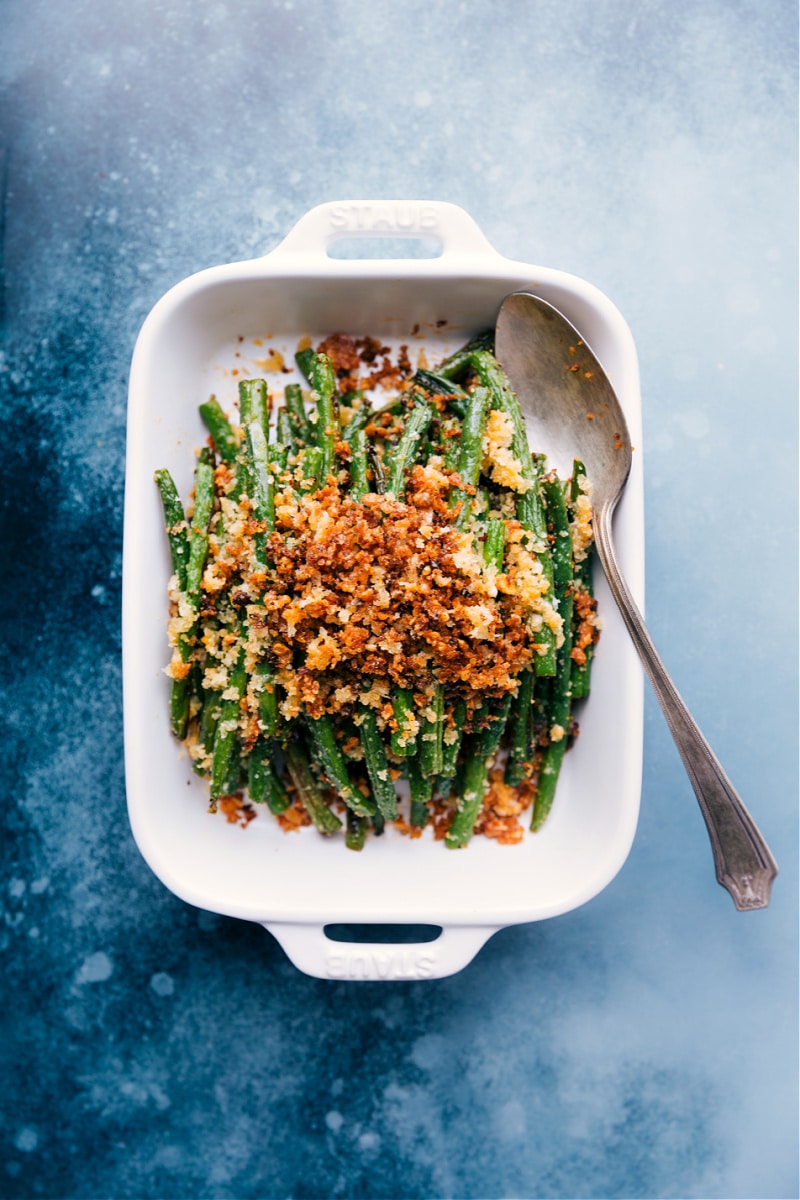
<box><xmin>1</xmin><ymin>1</ymin><xmax>797</xmax><ymax>1197</ymax></box>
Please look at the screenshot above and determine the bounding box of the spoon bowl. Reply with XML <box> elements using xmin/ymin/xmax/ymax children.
<box><xmin>495</xmin><ymin>291</ymin><xmax>632</xmax><ymax>512</ymax></box>
<box><xmin>496</xmin><ymin>290</ymin><xmax>778</xmax><ymax>911</ymax></box>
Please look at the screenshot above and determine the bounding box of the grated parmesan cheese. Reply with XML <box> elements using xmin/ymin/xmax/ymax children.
<box><xmin>482</xmin><ymin>410</ymin><xmax>533</xmax><ymax>493</ymax></box>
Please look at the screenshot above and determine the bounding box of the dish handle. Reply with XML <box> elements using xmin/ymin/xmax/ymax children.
<box><xmin>262</xmin><ymin>922</ymin><xmax>499</xmax><ymax>981</ymax></box>
<box><xmin>265</xmin><ymin>199</ymin><xmax>500</xmax><ymax>264</ymax></box>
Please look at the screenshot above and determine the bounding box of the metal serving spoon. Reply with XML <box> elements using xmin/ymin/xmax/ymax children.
<box><xmin>495</xmin><ymin>290</ymin><xmax>777</xmax><ymax>910</ymax></box>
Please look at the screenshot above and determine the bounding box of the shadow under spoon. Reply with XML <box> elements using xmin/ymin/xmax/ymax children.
<box><xmin>495</xmin><ymin>290</ymin><xmax>777</xmax><ymax>911</ymax></box>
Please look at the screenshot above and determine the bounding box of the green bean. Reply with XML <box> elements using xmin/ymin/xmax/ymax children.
<box><xmin>389</xmin><ymin>687</ymin><xmax>418</xmax><ymax>757</ymax></box>
<box><xmin>309</xmin><ymin>353</ymin><xmax>339</xmax><ymax>484</ymax></box>
<box><xmin>235</xmin><ymin>383</ymin><xmax>266</xmax><ymax>502</ymax></box>
<box><xmin>222</xmin><ymin>736</ymin><xmax>244</xmax><ymax>796</ymax></box>
<box><xmin>504</xmin><ymin>668</ymin><xmax>534</xmax><ymax>787</ymax></box>
<box><xmin>248</xmin><ymin>738</ymin><xmax>290</xmax><ymax>814</ymax></box>
<box><xmin>209</xmin><ymin>645</ymin><xmax>248</xmax><ymax>800</ymax></box>
<box><xmin>239</xmin><ymin>378</ymin><xmax>268</xmax><ymax>431</ymax></box>
<box><xmin>569</xmin><ymin>458</ymin><xmax>596</xmax><ymax>701</ymax></box>
<box><xmin>359</xmin><ymin>708</ymin><xmax>398</xmax><ymax>821</ymax></box>
<box><xmin>300</xmin><ymin>445</ymin><xmax>324</xmax><ymax>492</ymax></box>
<box><xmin>193</xmin><ymin>688</ymin><xmax>222</xmax><ymax>776</ymax></box>
<box><xmin>445</xmin><ymin>691</ymin><xmax>513</xmax><ymax>848</ymax></box>
<box><xmin>306</xmin><ymin>714</ymin><xmax>376</xmax><ymax>818</ymax></box>
<box><xmin>348</xmin><ymin>428</ymin><xmax>370</xmax><ymax>501</ymax></box>
<box><xmin>436</xmin><ymin>329</ymin><xmax>495</xmax><ymax>380</ymax></box>
<box><xmin>385</xmin><ymin>394</ymin><xmax>433</xmax><ymax>497</ymax></box>
<box><xmin>419</xmin><ymin>683</ymin><xmax>444</xmax><ymax>779</ymax></box>
<box><xmin>439</xmin><ymin>417</ymin><xmax>462</xmax><ymax>470</ymax></box>
<box><xmin>199</xmin><ymin>396</ymin><xmax>238</xmax><ymax>465</ymax></box>
<box><xmin>185</xmin><ymin>462</ymin><xmax>215</xmax><ymax>597</ymax></box>
<box><xmin>271</xmin><ymin>442</ymin><xmax>290</xmax><ymax>475</ymax></box>
<box><xmin>283</xmin><ymin>740</ymin><xmax>343</xmax><ymax>834</ymax></box>
<box><xmin>450</xmin><ymin>385</ymin><xmax>491</xmax><ymax>529</ymax></box>
<box><xmin>295</xmin><ymin>345</ymin><xmax>316</xmax><ymax>382</ymax></box>
<box><xmin>482</xmin><ymin>517</ymin><xmax>506</xmax><ymax>572</ymax></box>
<box><xmin>406</xmin><ymin>755</ymin><xmax>433</xmax><ymax>827</ymax></box>
<box><xmin>346</xmin><ymin>809</ymin><xmax>367</xmax><ymax>851</ymax></box>
<box><xmin>532</xmin><ymin>474</ymin><xmax>575</xmax><ymax>830</ymax></box>
<box><xmin>341</xmin><ymin>396</ymin><xmax>372</xmax><ymax>444</ymax></box>
<box><xmin>411</xmin><ymin>368</ymin><xmax>467</xmax><ymax>400</ymax></box>
<box><xmin>257</xmin><ymin>674</ymin><xmax>279</xmax><ymax>741</ymax></box>
<box><xmin>284</xmin><ymin>382</ymin><xmax>312</xmax><ymax>447</ymax></box>
<box><xmin>244</xmin><ymin>419</ymin><xmax>274</xmax><ymax>564</ymax></box>
<box><xmin>439</xmin><ymin>697</ymin><xmax>466</xmax><ymax>781</ymax></box>
<box><xmin>242</xmin><ymin>418</ymin><xmax>280</xmax><ymax>738</ymax></box>
<box><xmin>154</xmin><ymin>469</ymin><xmax>189</xmax><ymax>590</ymax></box>
<box><xmin>276</xmin><ymin>406</ymin><xmax>293</xmax><ymax>446</ymax></box>
<box><xmin>444</xmin><ymin>397</ymin><xmax>467</xmax><ymax>420</ymax></box>
<box><xmin>169</xmin><ymin>459</ymin><xmax>215</xmax><ymax>738</ymax></box>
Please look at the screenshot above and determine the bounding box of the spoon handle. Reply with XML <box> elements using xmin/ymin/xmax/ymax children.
<box><xmin>594</xmin><ymin>505</ymin><xmax>778</xmax><ymax>910</ymax></box>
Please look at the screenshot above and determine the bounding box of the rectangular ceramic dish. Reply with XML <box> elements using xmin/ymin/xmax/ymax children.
<box><xmin>123</xmin><ymin>200</ymin><xmax>644</xmax><ymax>980</ymax></box>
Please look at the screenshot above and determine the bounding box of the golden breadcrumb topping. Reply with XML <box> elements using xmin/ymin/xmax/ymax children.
<box><xmin>161</xmin><ymin>330</ymin><xmax>600</xmax><ymax>844</ymax></box>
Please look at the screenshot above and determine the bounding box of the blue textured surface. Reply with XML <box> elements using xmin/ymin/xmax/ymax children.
<box><xmin>1</xmin><ymin>2</ymin><xmax>797</xmax><ymax>1197</ymax></box>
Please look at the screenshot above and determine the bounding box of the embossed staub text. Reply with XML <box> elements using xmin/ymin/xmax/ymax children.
<box><xmin>325</xmin><ymin>946</ymin><xmax>438</xmax><ymax>980</ymax></box>
<box><xmin>327</xmin><ymin>202</ymin><xmax>440</xmax><ymax>235</ymax></box>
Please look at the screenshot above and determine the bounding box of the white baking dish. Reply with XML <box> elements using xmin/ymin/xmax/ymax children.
<box><xmin>123</xmin><ymin>200</ymin><xmax>644</xmax><ymax>980</ymax></box>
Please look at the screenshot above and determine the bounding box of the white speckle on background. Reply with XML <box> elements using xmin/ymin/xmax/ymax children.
<box><xmin>8</xmin><ymin>879</ymin><xmax>25</xmax><ymax>900</ymax></box>
<box><xmin>325</xmin><ymin>1110</ymin><xmax>344</xmax><ymax>1133</ymax></box>
<box><xmin>150</xmin><ymin>972</ymin><xmax>174</xmax><ymax>997</ymax></box>
<box><xmin>357</xmin><ymin>1130</ymin><xmax>380</xmax><ymax>1152</ymax></box>
<box><xmin>76</xmin><ymin>951</ymin><xmax>113</xmax><ymax>984</ymax></box>
<box><xmin>31</xmin><ymin>877</ymin><xmax>50</xmax><ymax>894</ymax></box>
<box><xmin>410</xmin><ymin>1033</ymin><xmax>446</xmax><ymax>1071</ymax></box>
<box><xmin>14</xmin><ymin>1128</ymin><xmax>38</xmax><ymax>1153</ymax></box>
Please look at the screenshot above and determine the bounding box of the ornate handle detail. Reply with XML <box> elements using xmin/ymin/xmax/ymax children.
<box><xmin>594</xmin><ymin>503</ymin><xmax>778</xmax><ymax>910</ymax></box>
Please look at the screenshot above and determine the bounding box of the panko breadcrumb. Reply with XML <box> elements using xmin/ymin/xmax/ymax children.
<box><xmin>164</xmin><ymin>331</ymin><xmax>600</xmax><ymax>844</ymax></box>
